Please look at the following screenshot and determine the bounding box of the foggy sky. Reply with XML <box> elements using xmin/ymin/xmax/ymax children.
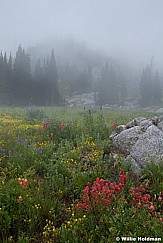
<box><xmin>1</xmin><ymin>0</ymin><xmax>163</xmax><ymax>70</ymax></box>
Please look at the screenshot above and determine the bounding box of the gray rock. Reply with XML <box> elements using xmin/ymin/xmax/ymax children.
<box><xmin>125</xmin><ymin>155</ymin><xmax>141</xmax><ymax>175</ymax></box>
<box><xmin>158</xmin><ymin>115</ymin><xmax>163</xmax><ymax>122</ymax></box>
<box><xmin>151</xmin><ymin>116</ymin><xmax>159</xmax><ymax>125</ymax></box>
<box><xmin>110</xmin><ymin>116</ymin><xmax>163</xmax><ymax>174</ymax></box>
<box><xmin>156</xmin><ymin>108</ymin><xmax>163</xmax><ymax>113</ymax></box>
<box><xmin>139</xmin><ymin>119</ymin><xmax>153</xmax><ymax>132</ymax></box>
<box><xmin>116</xmin><ymin>125</ymin><xmax>126</xmax><ymax>134</ymax></box>
<box><xmin>109</xmin><ymin>131</ymin><xmax>118</xmax><ymax>141</ymax></box>
<box><xmin>111</xmin><ymin>126</ymin><xmax>143</xmax><ymax>155</ymax></box>
<box><xmin>125</xmin><ymin>117</ymin><xmax>149</xmax><ymax>129</ymax></box>
<box><xmin>157</xmin><ymin>121</ymin><xmax>163</xmax><ymax>132</ymax></box>
<box><xmin>130</xmin><ymin>125</ymin><xmax>163</xmax><ymax>167</ymax></box>
<box><xmin>126</xmin><ymin>119</ymin><xmax>136</xmax><ymax>129</ymax></box>
<box><xmin>134</xmin><ymin>117</ymin><xmax>147</xmax><ymax>126</ymax></box>
<box><xmin>67</xmin><ymin>92</ymin><xmax>95</xmax><ymax>106</ymax></box>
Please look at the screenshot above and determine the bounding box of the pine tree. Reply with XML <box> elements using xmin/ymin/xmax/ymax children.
<box><xmin>139</xmin><ymin>65</ymin><xmax>152</xmax><ymax>107</ymax></box>
<box><xmin>139</xmin><ymin>62</ymin><xmax>162</xmax><ymax>107</ymax></box>
<box><xmin>0</xmin><ymin>52</ymin><xmax>8</xmax><ymax>104</ymax></box>
<box><xmin>152</xmin><ymin>71</ymin><xmax>162</xmax><ymax>105</ymax></box>
<box><xmin>118</xmin><ymin>72</ymin><xmax>127</xmax><ymax>105</ymax></box>
<box><xmin>33</xmin><ymin>59</ymin><xmax>46</xmax><ymax>105</ymax></box>
<box><xmin>12</xmin><ymin>45</ymin><xmax>32</xmax><ymax>105</ymax></box>
<box><xmin>33</xmin><ymin>50</ymin><xmax>61</xmax><ymax>105</ymax></box>
<box><xmin>72</xmin><ymin>67</ymin><xmax>92</xmax><ymax>94</ymax></box>
<box><xmin>0</xmin><ymin>52</ymin><xmax>5</xmax><ymax>103</ymax></box>
<box><xmin>98</xmin><ymin>64</ymin><xmax>119</xmax><ymax>105</ymax></box>
<box><xmin>45</xmin><ymin>50</ymin><xmax>60</xmax><ymax>105</ymax></box>
<box><xmin>6</xmin><ymin>53</ymin><xmax>13</xmax><ymax>104</ymax></box>
<box><xmin>58</xmin><ymin>64</ymin><xmax>80</xmax><ymax>96</ymax></box>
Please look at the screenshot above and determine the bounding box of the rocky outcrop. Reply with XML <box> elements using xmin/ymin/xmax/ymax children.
<box><xmin>66</xmin><ymin>92</ymin><xmax>95</xmax><ymax>106</ymax></box>
<box><xmin>156</xmin><ymin>108</ymin><xmax>163</xmax><ymax>113</ymax></box>
<box><xmin>110</xmin><ymin>116</ymin><xmax>163</xmax><ymax>174</ymax></box>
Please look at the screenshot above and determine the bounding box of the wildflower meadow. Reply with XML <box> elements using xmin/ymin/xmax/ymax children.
<box><xmin>0</xmin><ymin>107</ymin><xmax>163</xmax><ymax>242</ymax></box>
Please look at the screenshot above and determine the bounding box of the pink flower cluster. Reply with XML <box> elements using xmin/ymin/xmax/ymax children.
<box><xmin>17</xmin><ymin>178</ymin><xmax>28</xmax><ymax>188</ymax></box>
<box><xmin>129</xmin><ymin>184</ymin><xmax>163</xmax><ymax>213</ymax></box>
<box><xmin>18</xmin><ymin>195</ymin><xmax>23</xmax><ymax>202</ymax></box>
<box><xmin>129</xmin><ymin>184</ymin><xmax>154</xmax><ymax>209</ymax></box>
<box><xmin>119</xmin><ymin>168</ymin><xmax>127</xmax><ymax>184</ymax></box>
<box><xmin>43</xmin><ymin>121</ymin><xmax>51</xmax><ymax>128</ymax></box>
<box><xmin>77</xmin><ymin>169</ymin><xmax>127</xmax><ymax>211</ymax></box>
<box><xmin>17</xmin><ymin>178</ymin><xmax>28</xmax><ymax>203</ymax></box>
<box><xmin>77</xmin><ymin>169</ymin><xmax>163</xmax><ymax>222</ymax></box>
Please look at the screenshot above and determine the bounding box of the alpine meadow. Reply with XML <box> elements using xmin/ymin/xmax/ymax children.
<box><xmin>0</xmin><ymin>0</ymin><xmax>163</xmax><ymax>242</ymax></box>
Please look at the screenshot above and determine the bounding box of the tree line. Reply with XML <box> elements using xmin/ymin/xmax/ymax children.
<box><xmin>0</xmin><ymin>45</ymin><xmax>60</xmax><ymax>106</ymax></box>
<box><xmin>97</xmin><ymin>60</ymin><xmax>162</xmax><ymax>107</ymax></box>
<box><xmin>139</xmin><ymin>59</ymin><xmax>162</xmax><ymax>107</ymax></box>
<box><xmin>97</xmin><ymin>64</ymin><xmax>127</xmax><ymax>106</ymax></box>
<box><xmin>0</xmin><ymin>44</ymin><xmax>162</xmax><ymax>107</ymax></box>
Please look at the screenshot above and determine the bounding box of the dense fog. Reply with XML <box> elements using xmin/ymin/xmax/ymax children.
<box><xmin>0</xmin><ymin>0</ymin><xmax>163</xmax><ymax>107</ymax></box>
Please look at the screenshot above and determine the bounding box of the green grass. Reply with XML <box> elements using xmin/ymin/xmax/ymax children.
<box><xmin>0</xmin><ymin>106</ymin><xmax>162</xmax><ymax>242</ymax></box>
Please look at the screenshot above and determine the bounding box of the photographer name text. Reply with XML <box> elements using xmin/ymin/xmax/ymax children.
<box><xmin>116</xmin><ymin>236</ymin><xmax>161</xmax><ymax>242</ymax></box>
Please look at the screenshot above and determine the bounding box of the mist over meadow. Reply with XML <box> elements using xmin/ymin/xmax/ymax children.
<box><xmin>1</xmin><ymin>2</ymin><xmax>163</xmax><ymax>242</ymax></box>
<box><xmin>0</xmin><ymin>0</ymin><xmax>163</xmax><ymax>107</ymax></box>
